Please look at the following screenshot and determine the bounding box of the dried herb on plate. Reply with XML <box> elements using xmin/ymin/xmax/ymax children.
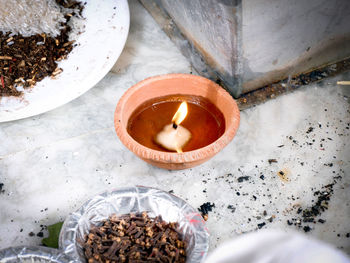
<box><xmin>0</xmin><ymin>0</ymin><xmax>84</xmax><ymax>98</ymax></box>
<box><xmin>82</xmin><ymin>212</ymin><xmax>187</xmax><ymax>263</ymax></box>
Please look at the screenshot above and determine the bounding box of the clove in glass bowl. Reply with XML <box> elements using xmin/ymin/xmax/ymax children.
<box><xmin>59</xmin><ymin>186</ymin><xmax>209</xmax><ymax>263</ymax></box>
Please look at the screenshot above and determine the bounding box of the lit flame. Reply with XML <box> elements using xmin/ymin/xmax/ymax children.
<box><xmin>172</xmin><ymin>102</ymin><xmax>188</xmax><ymax>126</ymax></box>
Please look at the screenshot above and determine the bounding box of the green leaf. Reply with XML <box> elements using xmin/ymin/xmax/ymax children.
<box><xmin>42</xmin><ymin>222</ymin><xmax>64</xmax><ymax>248</ymax></box>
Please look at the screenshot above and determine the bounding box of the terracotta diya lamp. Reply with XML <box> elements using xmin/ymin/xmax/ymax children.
<box><xmin>114</xmin><ymin>74</ymin><xmax>240</xmax><ymax>170</ymax></box>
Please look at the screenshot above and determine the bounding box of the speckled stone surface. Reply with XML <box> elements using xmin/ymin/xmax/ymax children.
<box><xmin>0</xmin><ymin>0</ymin><xmax>349</xmax><ymax>257</ymax></box>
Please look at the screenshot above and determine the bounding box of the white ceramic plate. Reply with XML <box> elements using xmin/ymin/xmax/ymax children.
<box><xmin>0</xmin><ymin>0</ymin><xmax>129</xmax><ymax>122</ymax></box>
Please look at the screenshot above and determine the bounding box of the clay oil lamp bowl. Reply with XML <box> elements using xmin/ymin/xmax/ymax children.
<box><xmin>114</xmin><ymin>73</ymin><xmax>240</xmax><ymax>170</ymax></box>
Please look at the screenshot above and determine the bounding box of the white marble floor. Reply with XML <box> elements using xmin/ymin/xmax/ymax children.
<box><xmin>0</xmin><ymin>0</ymin><xmax>349</xmax><ymax>258</ymax></box>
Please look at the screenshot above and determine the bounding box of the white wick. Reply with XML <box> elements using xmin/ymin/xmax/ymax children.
<box><xmin>154</xmin><ymin>101</ymin><xmax>191</xmax><ymax>152</ymax></box>
<box><xmin>155</xmin><ymin>124</ymin><xmax>191</xmax><ymax>152</ymax></box>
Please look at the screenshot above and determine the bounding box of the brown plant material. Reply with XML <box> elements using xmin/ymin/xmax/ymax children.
<box><xmin>0</xmin><ymin>0</ymin><xmax>84</xmax><ymax>98</ymax></box>
<box><xmin>82</xmin><ymin>212</ymin><xmax>187</xmax><ymax>263</ymax></box>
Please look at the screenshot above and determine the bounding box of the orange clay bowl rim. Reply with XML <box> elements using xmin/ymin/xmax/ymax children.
<box><xmin>114</xmin><ymin>74</ymin><xmax>240</xmax><ymax>164</ymax></box>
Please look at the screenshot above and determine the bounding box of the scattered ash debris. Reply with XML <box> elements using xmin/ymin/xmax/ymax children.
<box><xmin>277</xmin><ymin>170</ymin><xmax>289</xmax><ymax>182</ymax></box>
<box><xmin>303</xmin><ymin>226</ymin><xmax>311</xmax><ymax>232</ymax></box>
<box><xmin>255</xmin><ymin>210</ymin><xmax>275</xmax><ymax>230</ymax></box>
<box><xmin>27</xmin><ymin>221</ymin><xmax>48</xmax><ymax>239</ymax></box>
<box><xmin>257</xmin><ymin>222</ymin><xmax>266</xmax><ymax>229</ymax></box>
<box><xmin>227</xmin><ymin>205</ymin><xmax>236</xmax><ymax>213</ymax></box>
<box><xmin>286</xmin><ymin>183</ymin><xmax>336</xmax><ymax>233</ymax></box>
<box><xmin>190</xmin><ymin>85</ymin><xmax>348</xmax><ymax>250</ymax></box>
<box><xmin>0</xmin><ymin>183</ymin><xmax>4</xmax><ymax>194</ymax></box>
<box><xmin>39</xmin><ymin>224</ymin><xmax>48</xmax><ymax>233</ymax></box>
<box><xmin>198</xmin><ymin>202</ymin><xmax>215</xmax><ymax>221</ymax></box>
<box><xmin>237</xmin><ymin>176</ymin><xmax>250</xmax><ymax>183</ymax></box>
<box><xmin>199</xmin><ymin>116</ymin><xmax>347</xmax><ymax>239</ymax></box>
<box><xmin>268</xmin><ymin>159</ymin><xmax>278</xmax><ymax>164</ymax></box>
<box><xmin>306</xmin><ymin>127</ymin><xmax>314</xmax><ymax>134</ymax></box>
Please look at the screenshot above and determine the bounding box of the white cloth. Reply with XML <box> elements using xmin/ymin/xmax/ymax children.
<box><xmin>205</xmin><ymin>230</ymin><xmax>350</xmax><ymax>263</ymax></box>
